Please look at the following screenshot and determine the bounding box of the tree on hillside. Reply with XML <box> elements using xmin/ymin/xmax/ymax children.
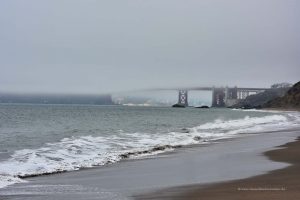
<box><xmin>271</xmin><ymin>82</ymin><xmax>292</xmax><ymax>89</ymax></box>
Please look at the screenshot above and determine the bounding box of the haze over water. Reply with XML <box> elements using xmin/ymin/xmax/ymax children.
<box><xmin>1</xmin><ymin>0</ymin><xmax>300</xmax><ymax>94</ymax></box>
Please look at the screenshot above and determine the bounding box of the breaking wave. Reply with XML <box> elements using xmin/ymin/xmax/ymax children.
<box><xmin>0</xmin><ymin>113</ymin><xmax>299</xmax><ymax>188</ymax></box>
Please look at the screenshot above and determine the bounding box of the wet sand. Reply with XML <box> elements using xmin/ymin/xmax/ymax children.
<box><xmin>137</xmin><ymin>135</ymin><xmax>300</xmax><ymax>200</ymax></box>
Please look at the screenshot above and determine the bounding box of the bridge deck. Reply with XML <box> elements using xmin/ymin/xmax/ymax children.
<box><xmin>153</xmin><ymin>87</ymin><xmax>269</xmax><ymax>91</ymax></box>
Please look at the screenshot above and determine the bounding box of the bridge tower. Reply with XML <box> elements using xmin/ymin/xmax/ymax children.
<box><xmin>224</xmin><ymin>86</ymin><xmax>238</xmax><ymax>107</ymax></box>
<box><xmin>212</xmin><ymin>88</ymin><xmax>225</xmax><ymax>107</ymax></box>
<box><xmin>178</xmin><ymin>90</ymin><xmax>188</xmax><ymax>107</ymax></box>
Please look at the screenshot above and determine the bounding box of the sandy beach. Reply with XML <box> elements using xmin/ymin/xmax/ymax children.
<box><xmin>136</xmin><ymin>133</ymin><xmax>300</xmax><ymax>200</ymax></box>
<box><xmin>0</xmin><ymin>128</ymin><xmax>299</xmax><ymax>200</ymax></box>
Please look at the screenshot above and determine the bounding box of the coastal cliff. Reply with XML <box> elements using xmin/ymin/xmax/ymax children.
<box><xmin>263</xmin><ymin>81</ymin><xmax>300</xmax><ymax>109</ymax></box>
<box><xmin>231</xmin><ymin>87</ymin><xmax>289</xmax><ymax>109</ymax></box>
<box><xmin>231</xmin><ymin>81</ymin><xmax>300</xmax><ymax>110</ymax></box>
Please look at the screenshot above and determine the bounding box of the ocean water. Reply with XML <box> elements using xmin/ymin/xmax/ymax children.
<box><xmin>0</xmin><ymin>104</ymin><xmax>299</xmax><ymax>188</ymax></box>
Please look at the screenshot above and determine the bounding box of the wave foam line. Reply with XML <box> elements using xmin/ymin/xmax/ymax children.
<box><xmin>0</xmin><ymin>113</ymin><xmax>299</xmax><ymax>188</ymax></box>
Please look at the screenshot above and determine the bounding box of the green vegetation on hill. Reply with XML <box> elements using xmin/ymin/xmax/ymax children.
<box><xmin>263</xmin><ymin>81</ymin><xmax>300</xmax><ymax>109</ymax></box>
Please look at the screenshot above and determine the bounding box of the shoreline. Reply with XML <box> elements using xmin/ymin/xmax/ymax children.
<box><xmin>260</xmin><ymin>108</ymin><xmax>300</xmax><ymax>112</ymax></box>
<box><xmin>136</xmin><ymin>136</ymin><xmax>300</xmax><ymax>200</ymax></box>
<box><xmin>1</xmin><ymin>129</ymin><xmax>299</xmax><ymax>200</ymax></box>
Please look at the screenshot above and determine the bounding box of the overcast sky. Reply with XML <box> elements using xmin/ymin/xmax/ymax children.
<box><xmin>0</xmin><ymin>0</ymin><xmax>299</xmax><ymax>94</ymax></box>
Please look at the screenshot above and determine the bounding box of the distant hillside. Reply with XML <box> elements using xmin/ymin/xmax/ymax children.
<box><xmin>0</xmin><ymin>93</ymin><xmax>115</xmax><ymax>105</ymax></box>
<box><xmin>231</xmin><ymin>87</ymin><xmax>289</xmax><ymax>109</ymax></box>
<box><xmin>263</xmin><ymin>81</ymin><xmax>300</xmax><ymax>109</ymax></box>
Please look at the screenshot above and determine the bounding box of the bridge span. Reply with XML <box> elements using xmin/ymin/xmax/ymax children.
<box><xmin>175</xmin><ymin>87</ymin><xmax>268</xmax><ymax>107</ymax></box>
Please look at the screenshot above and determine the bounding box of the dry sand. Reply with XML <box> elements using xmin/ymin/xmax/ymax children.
<box><xmin>137</xmin><ymin>136</ymin><xmax>300</xmax><ymax>200</ymax></box>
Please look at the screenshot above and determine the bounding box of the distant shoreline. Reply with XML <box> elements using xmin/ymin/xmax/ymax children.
<box><xmin>261</xmin><ymin>107</ymin><xmax>300</xmax><ymax>112</ymax></box>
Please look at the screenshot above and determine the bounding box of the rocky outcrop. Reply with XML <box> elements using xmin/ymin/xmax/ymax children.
<box><xmin>172</xmin><ymin>104</ymin><xmax>186</xmax><ymax>108</ymax></box>
<box><xmin>195</xmin><ymin>106</ymin><xmax>209</xmax><ymax>109</ymax></box>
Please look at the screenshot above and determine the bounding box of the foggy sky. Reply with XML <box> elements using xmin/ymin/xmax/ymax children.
<box><xmin>0</xmin><ymin>0</ymin><xmax>299</xmax><ymax>94</ymax></box>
